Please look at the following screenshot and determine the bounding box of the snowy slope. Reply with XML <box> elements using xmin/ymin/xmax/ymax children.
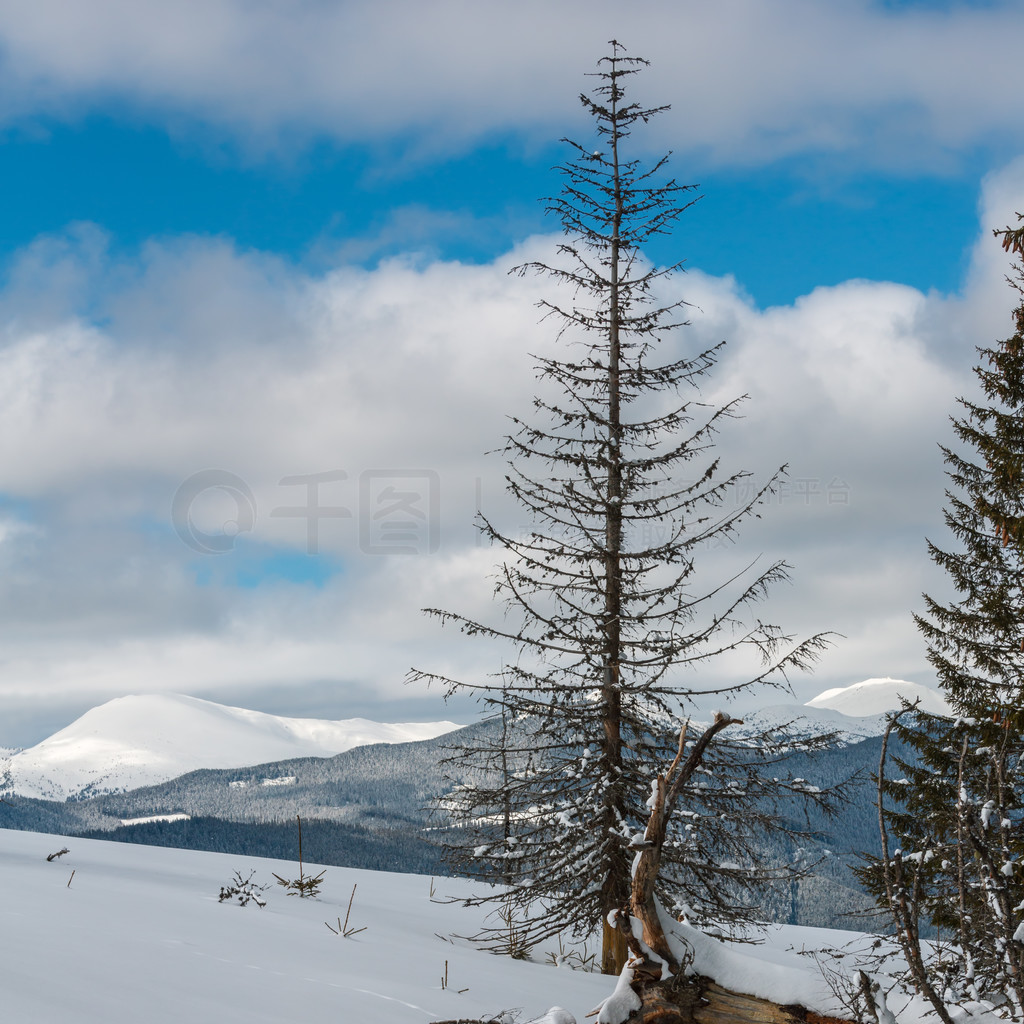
<box><xmin>0</xmin><ymin>827</ymin><xmax>995</xmax><ymax>1024</ymax></box>
<box><xmin>0</xmin><ymin>694</ymin><xmax>459</xmax><ymax>801</ymax></box>
<box><xmin>0</xmin><ymin>827</ymin><xmax>609</xmax><ymax>1024</ymax></box>
<box><xmin>806</xmin><ymin>677</ymin><xmax>950</xmax><ymax>718</ymax></box>
<box><xmin>735</xmin><ymin>702</ymin><xmax>889</xmax><ymax>744</ymax></box>
<box><xmin>714</xmin><ymin>679</ymin><xmax>950</xmax><ymax>746</ymax></box>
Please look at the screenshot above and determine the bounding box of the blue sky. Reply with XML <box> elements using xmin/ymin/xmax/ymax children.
<box><xmin>0</xmin><ymin>115</ymin><xmax>988</xmax><ymax>307</ymax></box>
<box><xmin>2</xmin><ymin>0</ymin><xmax>1024</xmax><ymax>744</ymax></box>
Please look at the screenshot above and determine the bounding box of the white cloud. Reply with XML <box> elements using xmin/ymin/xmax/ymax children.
<box><xmin>0</xmin><ymin>1</ymin><xmax>1021</xmax><ymax>169</ymax></box>
<box><xmin>1</xmin><ymin>160</ymin><xmax>1024</xmax><ymax>735</ymax></box>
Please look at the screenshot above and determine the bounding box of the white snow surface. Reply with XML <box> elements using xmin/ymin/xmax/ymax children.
<box><xmin>120</xmin><ymin>812</ymin><xmax>191</xmax><ymax>826</ymax></box>
<box><xmin>805</xmin><ymin>677</ymin><xmax>950</xmax><ymax>718</ymax></box>
<box><xmin>695</xmin><ymin>679</ymin><xmax>950</xmax><ymax>748</ymax></box>
<box><xmin>670</xmin><ymin>919</ymin><xmax>850</xmax><ymax>1016</ymax></box>
<box><xmin>0</xmin><ymin>693</ymin><xmax>460</xmax><ymax>801</ymax></box>
<box><xmin>595</xmin><ymin>965</ymin><xmax>642</xmax><ymax>1022</ymax></box>
<box><xmin>732</xmin><ymin>702</ymin><xmax>890</xmax><ymax>744</ymax></box>
<box><xmin>0</xmin><ymin>828</ymin><xmax>1004</xmax><ymax>1024</ymax></box>
<box><xmin>1</xmin><ymin>827</ymin><xmax>608</xmax><ymax>1024</ymax></box>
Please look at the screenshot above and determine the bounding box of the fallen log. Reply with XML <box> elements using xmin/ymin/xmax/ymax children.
<box><xmin>695</xmin><ymin>979</ymin><xmax>854</xmax><ymax>1024</ymax></box>
<box><xmin>616</xmin><ymin>975</ymin><xmax>856</xmax><ymax>1024</ymax></box>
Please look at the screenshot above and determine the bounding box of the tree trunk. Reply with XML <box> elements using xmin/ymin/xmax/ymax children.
<box><xmin>602</xmin><ymin>915</ymin><xmax>629</xmax><ymax>977</ymax></box>
<box><xmin>627</xmin><ymin>714</ymin><xmax>738</xmax><ymax>973</ymax></box>
<box><xmin>613</xmin><ymin>716</ymin><xmax>857</xmax><ymax>1024</ymax></box>
<box><xmin>694</xmin><ymin>980</ymin><xmax>855</xmax><ymax>1024</ymax></box>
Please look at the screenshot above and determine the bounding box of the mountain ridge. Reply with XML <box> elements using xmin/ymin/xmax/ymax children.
<box><xmin>702</xmin><ymin>678</ymin><xmax>948</xmax><ymax>746</ymax></box>
<box><xmin>0</xmin><ymin>688</ymin><xmax>932</xmax><ymax>929</ymax></box>
<box><xmin>0</xmin><ymin>677</ymin><xmax>947</xmax><ymax>803</ymax></box>
<box><xmin>0</xmin><ymin>693</ymin><xmax>460</xmax><ymax>801</ymax></box>
<box><xmin>806</xmin><ymin>676</ymin><xmax>950</xmax><ymax>717</ymax></box>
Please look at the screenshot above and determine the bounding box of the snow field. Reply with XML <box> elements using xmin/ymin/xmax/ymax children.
<box><xmin>0</xmin><ymin>827</ymin><xmax>607</xmax><ymax>1024</ymax></box>
<box><xmin>0</xmin><ymin>827</ymin><xmax>1007</xmax><ymax>1024</ymax></box>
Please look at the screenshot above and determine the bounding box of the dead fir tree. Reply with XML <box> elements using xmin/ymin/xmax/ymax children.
<box><xmin>410</xmin><ymin>42</ymin><xmax>838</xmax><ymax>976</ymax></box>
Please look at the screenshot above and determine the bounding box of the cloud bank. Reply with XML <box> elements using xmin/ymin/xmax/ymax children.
<box><xmin>1</xmin><ymin>157</ymin><xmax>1022</xmax><ymax>742</ymax></box>
<box><xmin>0</xmin><ymin>1</ymin><xmax>1022</xmax><ymax>168</ymax></box>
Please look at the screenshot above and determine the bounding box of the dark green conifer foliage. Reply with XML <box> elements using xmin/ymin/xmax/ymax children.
<box><xmin>917</xmin><ymin>254</ymin><xmax>1024</xmax><ymax>720</ymax></box>
<box><xmin>862</xmin><ymin>250</ymin><xmax>1024</xmax><ymax>1011</ymax></box>
<box><xmin>859</xmin><ymin>710</ymin><xmax>1024</xmax><ymax>1009</ymax></box>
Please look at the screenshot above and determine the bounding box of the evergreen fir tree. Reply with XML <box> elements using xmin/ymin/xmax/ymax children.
<box><xmin>411</xmin><ymin>42</ymin><xmax>838</xmax><ymax>975</ymax></box>
<box><xmin>859</xmin><ymin>708</ymin><xmax>1024</xmax><ymax>1014</ymax></box>
<box><xmin>917</xmin><ymin>256</ymin><xmax>1024</xmax><ymax>721</ymax></box>
<box><xmin>861</xmin><ymin>247</ymin><xmax>1024</xmax><ymax>1013</ymax></box>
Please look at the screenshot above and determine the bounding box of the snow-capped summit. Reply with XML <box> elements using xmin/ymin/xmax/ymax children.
<box><xmin>805</xmin><ymin>677</ymin><xmax>950</xmax><ymax>718</ymax></box>
<box><xmin>734</xmin><ymin>703</ymin><xmax>889</xmax><ymax>745</ymax></box>
<box><xmin>0</xmin><ymin>693</ymin><xmax>460</xmax><ymax>801</ymax></box>
<box><xmin>723</xmin><ymin>678</ymin><xmax>951</xmax><ymax>746</ymax></box>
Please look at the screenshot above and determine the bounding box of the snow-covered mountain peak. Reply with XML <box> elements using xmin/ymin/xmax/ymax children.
<box><xmin>0</xmin><ymin>693</ymin><xmax>460</xmax><ymax>801</ymax></box>
<box><xmin>720</xmin><ymin>678</ymin><xmax>951</xmax><ymax>746</ymax></box>
<box><xmin>805</xmin><ymin>677</ymin><xmax>950</xmax><ymax>718</ymax></box>
<box><xmin>733</xmin><ymin>703</ymin><xmax>888</xmax><ymax>745</ymax></box>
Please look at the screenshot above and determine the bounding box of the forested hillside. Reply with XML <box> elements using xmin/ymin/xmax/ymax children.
<box><xmin>0</xmin><ymin>718</ymin><xmax>904</xmax><ymax>929</ymax></box>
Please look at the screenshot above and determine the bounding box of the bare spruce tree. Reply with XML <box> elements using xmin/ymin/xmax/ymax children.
<box><xmin>411</xmin><ymin>42</ymin><xmax>836</xmax><ymax>975</ymax></box>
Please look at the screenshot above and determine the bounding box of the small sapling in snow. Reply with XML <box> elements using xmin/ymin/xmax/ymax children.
<box><xmin>493</xmin><ymin>896</ymin><xmax>532</xmax><ymax>961</ymax></box>
<box><xmin>218</xmin><ymin>869</ymin><xmax>269</xmax><ymax>908</ymax></box>
<box><xmin>545</xmin><ymin>935</ymin><xmax>596</xmax><ymax>972</ymax></box>
<box><xmin>274</xmin><ymin>869</ymin><xmax>325</xmax><ymax>898</ymax></box>
<box><xmin>437</xmin><ymin>959</ymin><xmax>469</xmax><ymax>995</ymax></box>
<box><xmin>324</xmin><ymin>883</ymin><xmax>366</xmax><ymax>937</ymax></box>
<box><xmin>272</xmin><ymin>814</ymin><xmax>325</xmax><ymax>898</ymax></box>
